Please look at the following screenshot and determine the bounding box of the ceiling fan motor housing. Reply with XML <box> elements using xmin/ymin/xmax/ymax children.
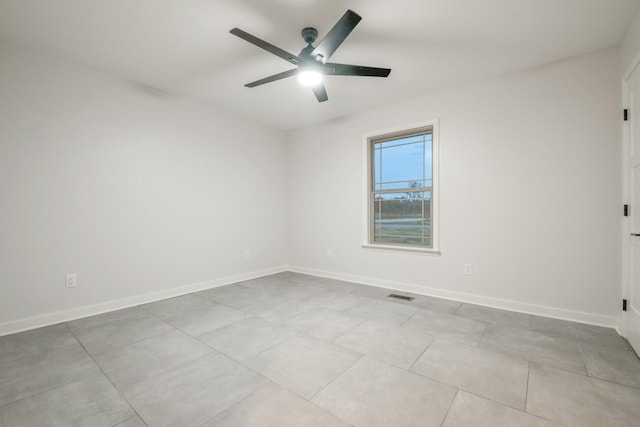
<box><xmin>301</xmin><ymin>27</ymin><xmax>318</xmax><ymax>45</ymax></box>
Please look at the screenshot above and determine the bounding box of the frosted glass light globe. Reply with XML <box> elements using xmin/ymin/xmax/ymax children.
<box><xmin>298</xmin><ymin>70</ymin><xmax>322</xmax><ymax>87</ymax></box>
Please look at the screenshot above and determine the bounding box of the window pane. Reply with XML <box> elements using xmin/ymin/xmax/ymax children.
<box><xmin>373</xmin><ymin>191</ymin><xmax>431</xmax><ymax>247</ymax></box>
<box><xmin>373</xmin><ymin>134</ymin><xmax>432</xmax><ymax>191</ymax></box>
<box><xmin>378</xmin><ymin>134</ymin><xmax>425</xmax><ymax>148</ymax></box>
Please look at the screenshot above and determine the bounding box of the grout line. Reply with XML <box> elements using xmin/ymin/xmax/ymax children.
<box><xmin>0</xmin><ymin>343</ymin><xmax>80</xmax><ymax>367</ymax></box>
<box><xmin>478</xmin><ymin>322</ymin><xmax>489</xmax><ymax>342</ymax></box>
<box><xmin>577</xmin><ymin>342</ymin><xmax>589</xmax><ymax>377</ymax></box>
<box><xmin>116</xmin><ymin>415</ymin><xmax>149</xmax><ymax>427</ymax></box>
<box><xmin>452</xmin><ymin>302</ymin><xmax>465</xmax><ymax>316</ymax></box>
<box><xmin>622</xmin><ymin>336</ymin><xmax>640</xmax><ymax>359</ymax></box>
<box><xmin>193</xmin><ymin>381</ymin><xmax>261</xmax><ymax>427</ymax></box>
<box><xmin>399</xmin><ymin>307</ymin><xmax>420</xmax><ymax>327</ymax></box>
<box><xmin>459</xmin><ymin>388</ymin><xmax>528</xmax><ymax>412</ymax></box>
<box><xmin>86</xmin><ymin>321</ymin><xmax>176</xmax><ymax>357</ymax></box>
<box><xmin>460</xmin><ymin>388</ymin><xmax>563</xmax><ymax>425</ymax></box>
<box><xmin>67</xmin><ymin>328</ymin><xmax>148</xmax><ymax>427</ymax></box>
<box><xmin>304</xmin><ymin>393</ymin><xmax>357</xmax><ymax>427</ymax></box>
<box><xmin>88</xmin><ymin>323</ymin><xmax>184</xmax><ymax>356</ymax></box>
<box><xmin>407</xmin><ymin>336</ymin><xmax>434</xmax><ymax>372</ymax></box>
<box><xmin>213</xmin><ymin>332</ymin><xmax>359</xmax><ymax>418</ymax></box>
<box><xmin>409</xmin><ymin>364</ymin><xmax>528</xmax><ymax>412</ymax></box>
<box><xmin>581</xmin><ymin>370</ymin><xmax>640</xmax><ymax>390</ymax></box>
<box><xmin>439</xmin><ymin>388</ymin><xmax>460</xmax><ymax>427</ymax></box>
<box><xmin>0</xmin><ymin>374</ymin><xmax>91</xmax><ymax>411</ymax></box>
<box><xmin>0</xmin><ymin>323</ymin><xmax>79</xmax><ymax>365</ymax></box>
<box><xmin>524</xmin><ymin>362</ymin><xmax>530</xmax><ymax>412</ymax></box>
<box><xmin>307</xmin><ymin>352</ymin><xmax>365</xmax><ymax>402</ymax></box>
<box><xmin>329</xmin><ymin>317</ymin><xmax>366</xmax><ymax>344</ymax></box>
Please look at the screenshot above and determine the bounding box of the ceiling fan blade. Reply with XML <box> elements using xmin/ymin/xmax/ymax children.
<box><xmin>230</xmin><ymin>28</ymin><xmax>299</xmax><ymax>65</ymax></box>
<box><xmin>311</xmin><ymin>10</ymin><xmax>361</xmax><ymax>63</ymax></box>
<box><xmin>323</xmin><ymin>63</ymin><xmax>391</xmax><ymax>77</ymax></box>
<box><xmin>245</xmin><ymin>69</ymin><xmax>298</xmax><ymax>88</ymax></box>
<box><xmin>312</xmin><ymin>82</ymin><xmax>328</xmax><ymax>102</ymax></box>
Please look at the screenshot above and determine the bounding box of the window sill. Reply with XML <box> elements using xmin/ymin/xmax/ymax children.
<box><xmin>361</xmin><ymin>244</ymin><xmax>441</xmax><ymax>256</ymax></box>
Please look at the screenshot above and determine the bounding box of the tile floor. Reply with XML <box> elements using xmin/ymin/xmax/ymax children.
<box><xmin>1</xmin><ymin>272</ymin><xmax>639</xmax><ymax>426</ymax></box>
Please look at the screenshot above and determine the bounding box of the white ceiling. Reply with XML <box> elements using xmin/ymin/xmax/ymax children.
<box><xmin>1</xmin><ymin>0</ymin><xmax>639</xmax><ymax>130</ymax></box>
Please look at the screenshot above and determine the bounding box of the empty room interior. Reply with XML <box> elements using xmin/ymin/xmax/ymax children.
<box><xmin>3</xmin><ymin>1</ymin><xmax>640</xmax><ymax>426</ymax></box>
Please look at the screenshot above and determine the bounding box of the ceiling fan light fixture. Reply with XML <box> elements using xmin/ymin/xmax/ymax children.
<box><xmin>231</xmin><ymin>9</ymin><xmax>391</xmax><ymax>102</ymax></box>
<box><xmin>297</xmin><ymin>69</ymin><xmax>323</xmax><ymax>87</ymax></box>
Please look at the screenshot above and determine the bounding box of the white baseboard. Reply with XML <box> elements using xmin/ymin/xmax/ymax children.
<box><xmin>0</xmin><ymin>265</ymin><xmax>287</xmax><ymax>337</ymax></box>
<box><xmin>287</xmin><ymin>265</ymin><xmax>619</xmax><ymax>329</ymax></box>
<box><xmin>0</xmin><ymin>264</ymin><xmax>619</xmax><ymax>337</ymax></box>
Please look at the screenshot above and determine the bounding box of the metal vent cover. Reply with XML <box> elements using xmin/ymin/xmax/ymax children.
<box><xmin>387</xmin><ymin>293</ymin><xmax>414</xmax><ymax>301</ymax></box>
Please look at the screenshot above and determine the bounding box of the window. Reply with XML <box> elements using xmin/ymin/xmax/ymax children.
<box><xmin>364</xmin><ymin>121</ymin><xmax>439</xmax><ymax>253</ymax></box>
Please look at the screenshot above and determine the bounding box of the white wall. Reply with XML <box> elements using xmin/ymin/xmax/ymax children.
<box><xmin>287</xmin><ymin>48</ymin><xmax>621</xmax><ymax>325</ymax></box>
<box><xmin>621</xmin><ymin>7</ymin><xmax>640</xmax><ymax>76</ymax></box>
<box><xmin>0</xmin><ymin>40</ymin><xmax>624</xmax><ymax>333</ymax></box>
<box><xmin>0</xmin><ymin>42</ymin><xmax>288</xmax><ymax>333</ymax></box>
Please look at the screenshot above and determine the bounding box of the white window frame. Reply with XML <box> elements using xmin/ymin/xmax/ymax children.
<box><xmin>362</xmin><ymin>119</ymin><xmax>440</xmax><ymax>255</ymax></box>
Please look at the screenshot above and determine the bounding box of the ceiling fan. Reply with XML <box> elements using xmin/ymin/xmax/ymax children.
<box><xmin>230</xmin><ymin>9</ymin><xmax>391</xmax><ymax>103</ymax></box>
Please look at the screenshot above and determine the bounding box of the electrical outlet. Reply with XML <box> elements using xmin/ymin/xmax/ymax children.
<box><xmin>244</xmin><ymin>249</ymin><xmax>251</xmax><ymax>260</ymax></box>
<box><xmin>464</xmin><ymin>263</ymin><xmax>473</xmax><ymax>275</ymax></box>
<box><xmin>65</xmin><ymin>273</ymin><xmax>77</xmax><ymax>288</ymax></box>
<box><xmin>327</xmin><ymin>249</ymin><xmax>333</xmax><ymax>258</ymax></box>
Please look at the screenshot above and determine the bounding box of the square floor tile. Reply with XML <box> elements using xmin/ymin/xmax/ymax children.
<box><xmin>442</xmin><ymin>390</ymin><xmax>560</xmax><ymax>427</ymax></box>
<box><xmin>278</xmin><ymin>283</ymin><xmax>325</xmax><ymax>300</ymax></box>
<box><xmin>281</xmin><ymin>307</ymin><xmax>364</xmax><ymax>342</ymax></box>
<box><xmin>310</xmin><ymin>278</ymin><xmax>364</xmax><ymax>293</ymax></box>
<box><xmin>125</xmin><ymin>352</ymin><xmax>264</xmax><ymax>427</ymax></box>
<box><xmin>244</xmin><ymin>335</ymin><xmax>361</xmax><ymax>399</ymax></box>
<box><xmin>411</xmin><ymin>339</ymin><xmax>529</xmax><ymax>410</ymax></box>
<box><xmin>352</xmin><ymin>286</ymin><xmax>462</xmax><ymax>315</ymax></box>
<box><xmin>196</xmin><ymin>284</ymin><xmax>248</xmax><ymax>301</ymax></box>
<box><xmin>454</xmin><ymin>304</ymin><xmax>530</xmax><ymax>329</ymax></box>
<box><xmin>580</xmin><ymin>344</ymin><xmax>640</xmax><ymax>388</ymax></box>
<box><xmin>239</xmin><ymin>295</ymin><xmax>288</xmax><ymax>317</ymax></box>
<box><xmin>344</xmin><ymin>298</ymin><xmax>418</xmax><ymax>326</ymax></box>
<box><xmin>93</xmin><ymin>330</ymin><xmax>212</xmax><ymax>390</ymax></box>
<box><xmin>239</xmin><ymin>277</ymin><xmax>300</xmax><ymax>296</ymax></box>
<box><xmin>403</xmin><ymin>309</ymin><xmax>486</xmax><ymax>346</ymax></box>
<box><xmin>257</xmin><ymin>299</ymin><xmax>318</xmax><ymax>323</ymax></box>
<box><xmin>161</xmin><ymin>303</ymin><xmax>249</xmax><ymax>337</ymax></box>
<box><xmin>273</xmin><ymin>272</ymin><xmax>315</xmax><ymax>284</ymax></box>
<box><xmin>527</xmin><ymin>363</ymin><xmax>640</xmax><ymax>426</ymax></box>
<box><xmin>480</xmin><ymin>324</ymin><xmax>585</xmax><ymax>374</ymax></box>
<box><xmin>0</xmin><ymin>374</ymin><xmax>133</xmax><ymax>426</ymax></box>
<box><xmin>300</xmin><ymin>289</ymin><xmax>367</xmax><ymax>311</ymax></box>
<box><xmin>199</xmin><ymin>317</ymin><xmax>298</xmax><ymax>361</ymax></box>
<box><xmin>409</xmin><ymin>295</ymin><xmax>462</xmax><ymax>315</ymax></box>
<box><xmin>312</xmin><ymin>357</ymin><xmax>457</xmax><ymax>427</ymax></box>
<box><xmin>204</xmin><ymin>286</ymin><xmax>272</xmax><ymax>309</ymax></box>
<box><xmin>0</xmin><ymin>344</ymin><xmax>99</xmax><ymax>406</ymax></box>
<box><xmin>351</xmin><ymin>285</ymin><xmax>397</xmax><ymax>300</ymax></box>
<box><xmin>530</xmin><ymin>316</ymin><xmax>629</xmax><ymax>351</ymax></box>
<box><xmin>205</xmin><ymin>383</ymin><xmax>351</xmax><ymax>427</ymax></box>
<box><xmin>71</xmin><ymin>312</ymin><xmax>173</xmax><ymax>355</ymax></box>
<box><xmin>335</xmin><ymin>320</ymin><xmax>434</xmax><ymax>369</ymax></box>
<box><xmin>352</xmin><ymin>287</ymin><xmax>463</xmax><ymax>315</ymax></box>
<box><xmin>142</xmin><ymin>294</ymin><xmax>212</xmax><ymax>319</ymax></box>
<box><xmin>0</xmin><ymin>323</ymin><xmax>78</xmax><ymax>364</ymax></box>
<box><xmin>67</xmin><ymin>307</ymin><xmax>146</xmax><ymax>333</ymax></box>
<box><xmin>245</xmin><ymin>273</ymin><xmax>294</xmax><ymax>285</ymax></box>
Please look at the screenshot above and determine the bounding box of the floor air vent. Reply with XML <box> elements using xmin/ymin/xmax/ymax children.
<box><xmin>387</xmin><ymin>293</ymin><xmax>414</xmax><ymax>302</ymax></box>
